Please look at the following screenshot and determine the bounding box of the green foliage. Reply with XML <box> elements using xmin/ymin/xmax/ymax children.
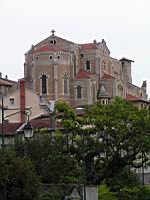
<box><xmin>39</xmin><ymin>190</ymin><xmax>61</xmax><ymax>200</ymax></box>
<box><xmin>0</xmin><ymin>149</ymin><xmax>40</xmax><ymax>200</ymax></box>
<box><xmin>14</xmin><ymin>134</ymin><xmax>83</xmax><ymax>184</ymax></box>
<box><xmin>98</xmin><ymin>184</ymin><xmax>117</xmax><ymax>200</ymax></box>
<box><xmin>107</xmin><ymin>167</ymin><xmax>141</xmax><ymax>192</ymax></box>
<box><xmin>55</xmin><ymin>101</ymin><xmax>76</xmax><ymax>121</ymax></box>
<box><xmin>12</xmin><ymin>97</ymin><xmax>150</xmax><ymax>195</ymax></box>
<box><xmin>54</xmin><ymin>97</ymin><xmax>150</xmax><ymax>185</ymax></box>
<box><xmin>118</xmin><ymin>186</ymin><xmax>150</xmax><ymax>200</ymax></box>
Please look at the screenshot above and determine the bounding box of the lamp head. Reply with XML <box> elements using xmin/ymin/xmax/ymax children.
<box><xmin>23</xmin><ymin>121</ymin><xmax>34</xmax><ymax>138</ymax></box>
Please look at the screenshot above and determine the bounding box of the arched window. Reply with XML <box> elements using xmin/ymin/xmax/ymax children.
<box><xmin>41</xmin><ymin>74</ymin><xmax>47</xmax><ymax>94</ymax></box>
<box><xmin>77</xmin><ymin>85</ymin><xmax>82</xmax><ymax>99</ymax></box>
<box><xmin>64</xmin><ymin>74</ymin><xmax>68</xmax><ymax>94</ymax></box>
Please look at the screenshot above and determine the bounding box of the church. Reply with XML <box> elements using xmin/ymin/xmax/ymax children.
<box><xmin>0</xmin><ymin>29</ymin><xmax>150</xmax><ymax>140</ymax></box>
<box><xmin>24</xmin><ymin>30</ymin><xmax>148</xmax><ymax>108</ymax></box>
<box><xmin>23</xmin><ymin>30</ymin><xmax>148</xmax><ymax>108</ymax></box>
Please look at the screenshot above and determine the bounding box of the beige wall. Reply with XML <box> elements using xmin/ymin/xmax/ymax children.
<box><xmin>2</xmin><ymin>89</ymin><xmax>48</xmax><ymax>123</ymax></box>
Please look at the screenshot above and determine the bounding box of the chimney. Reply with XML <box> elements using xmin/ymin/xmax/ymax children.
<box><xmin>19</xmin><ymin>79</ymin><xmax>26</xmax><ymax>123</ymax></box>
<box><xmin>5</xmin><ymin>75</ymin><xmax>8</xmax><ymax>80</ymax></box>
<box><xmin>0</xmin><ymin>72</ymin><xmax>2</xmax><ymax>78</ymax></box>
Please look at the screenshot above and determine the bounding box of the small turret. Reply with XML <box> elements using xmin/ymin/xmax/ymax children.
<box><xmin>141</xmin><ymin>80</ymin><xmax>147</xmax><ymax>90</ymax></box>
<box><xmin>120</xmin><ymin>57</ymin><xmax>134</xmax><ymax>83</ymax></box>
<box><xmin>97</xmin><ymin>82</ymin><xmax>110</xmax><ymax>104</ymax></box>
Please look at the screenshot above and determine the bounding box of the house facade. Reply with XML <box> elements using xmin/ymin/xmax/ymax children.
<box><xmin>0</xmin><ymin>72</ymin><xmax>17</xmax><ymax>97</ymax></box>
<box><xmin>0</xmin><ymin>79</ymin><xmax>52</xmax><ymax>124</ymax></box>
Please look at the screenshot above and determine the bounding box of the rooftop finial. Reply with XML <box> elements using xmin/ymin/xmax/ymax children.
<box><xmin>51</xmin><ymin>29</ymin><xmax>55</xmax><ymax>35</ymax></box>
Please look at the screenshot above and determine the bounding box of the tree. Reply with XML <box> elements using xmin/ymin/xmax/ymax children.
<box><xmin>14</xmin><ymin>133</ymin><xmax>83</xmax><ymax>184</ymax></box>
<box><xmin>55</xmin><ymin>98</ymin><xmax>150</xmax><ymax>185</ymax></box>
<box><xmin>107</xmin><ymin>166</ymin><xmax>141</xmax><ymax>192</ymax></box>
<box><xmin>0</xmin><ymin>150</ymin><xmax>40</xmax><ymax>200</ymax></box>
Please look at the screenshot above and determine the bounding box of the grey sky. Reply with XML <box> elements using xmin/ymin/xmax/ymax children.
<box><xmin>1</xmin><ymin>0</ymin><xmax>150</xmax><ymax>95</ymax></box>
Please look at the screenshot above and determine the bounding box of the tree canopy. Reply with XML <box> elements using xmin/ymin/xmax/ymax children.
<box><xmin>55</xmin><ymin>97</ymin><xmax>150</xmax><ymax>185</ymax></box>
<box><xmin>0</xmin><ymin>150</ymin><xmax>40</xmax><ymax>200</ymax></box>
<box><xmin>12</xmin><ymin>97</ymin><xmax>150</xmax><ymax>200</ymax></box>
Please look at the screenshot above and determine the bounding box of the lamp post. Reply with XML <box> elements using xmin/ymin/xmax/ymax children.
<box><xmin>21</xmin><ymin>109</ymin><xmax>33</xmax><ymax>139</ymax></box>
<box><xmin>1</xmin><ymin>97</ymin><xmax>4</xmax><ymax>150</ymax></box>
<box><xmin>0</xmin><ymin>97</ymin><xmax>33</xmax><ymax>147</ymax></box>
<box><xmin>0</xmin><ymin>96</ymin><xmax>33</xmax><ymax>200</ymax></box>
<box><xmin>23</xmin><ymin>121</ymin><xmax>34</xmax><ymax>139</ymax></box>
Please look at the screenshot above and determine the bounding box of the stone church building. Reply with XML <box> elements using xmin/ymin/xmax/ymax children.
<box><xmin>24</xmin><ymin>30</ymin><xmax>148</xmax><ymax>108</ymax></box>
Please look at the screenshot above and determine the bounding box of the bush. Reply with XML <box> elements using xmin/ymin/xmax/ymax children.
<box><xmin>98</xmin><ymin>184</ymin><xmax>117</xmax><ymax>200</ymax></box>
<box><xmin>118</xmin><ymin>186</ymin><xmax>150</xmax><ymax>200</ymax></box>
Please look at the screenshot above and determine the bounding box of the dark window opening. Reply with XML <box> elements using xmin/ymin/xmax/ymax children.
<box><xmin>36</xmin><ymin>57</ymin><xmax>39</xmax><ymax>60</ymax></box>
<box><xmin>58</xmin><ymin>56</ymin><xmax>60</xmax><ymax>59</ymax></box>
<box><xmin>41</xmin><ymin>75</ymin><xmax>47</xmax><ymax>94</ymax></box>
<box><xmin>64</xmin><ymin>75</ymin><xmax>68</xmax><ymax>94</ymax></box>
<box><xmin>50</xmin><ymin>40</ymin><xmax>56</xmax><ymax>44</ymax></box>
<box><xmin>77</xmin><ymin>85</ymin><xmax>82</xmax><ymax>99</ymax></box>
<box><xmin>81</xmin><ymin>54</ymin><xmax>83</xmax><ymax>58</ymax></box>
<box><xmin>9</xmin><ymin>98</ymin><xmax>14</xmax><ymax>105</ymax></box>
<box><xmin>122</xmin><ymin>62</ymin><xmax>124</xmax><ymax>69</ymax></box>
<box><xmin>86</xmin><ymin>60</ymin><xmax>90</xmax><ymax>70</ymax></box>
<box><xmin>50</xmin><ymin>56</ymin><xmax>53</xmax><ymax>59</ymax></box>
<box><xmin>74</xmin><ymin>57</ymin><xmax>77</xmax><ymax>76</ymax></box>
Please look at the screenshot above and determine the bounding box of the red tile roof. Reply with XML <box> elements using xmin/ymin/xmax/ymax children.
<box><xmin>0</xmin><ymin>118</ymin><xmax>51</xmax><ymax>135</ymax></box>
<box><xmin>81</xmin><ymin>43</ymin><xmax>97</xmax><ymax>50</ymax></box>
<box><xmin>75</xmin><ymin>69</ymin><xmax>95</xmax><ymax>79</ymax></box>
<box><xmin>126</xmin><ymin>94</ymin><xmax>139</xmax><ymax>101</ymax></box>
<box><xmin>34</xmin><ymin>45</ymin><xmax>66</xmax><ymax>53</ymax></box>
<box><xmin>102</xmin><ymin>73</ymin><xmax>115</xmax><ymax>80</ymax></box>
<box><xmin>0</xmin><ymin>79</ymin><xmax>14</xmax><ymax>86</ymax></box>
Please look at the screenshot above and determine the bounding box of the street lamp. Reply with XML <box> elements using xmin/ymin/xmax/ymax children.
<box><xmin>0</xmin><ymin>95</ymin><xmax>33</xmax><ymax>148</ymax></box>
<box><xmin>0</xmin><ymin>95</ymin><xmax>33</xmax><ymax>200</ymax></box>
<box><xmin>23</xmin><ymin>121</ymin><xmax>34</xmax><ymax>139</ymax></box>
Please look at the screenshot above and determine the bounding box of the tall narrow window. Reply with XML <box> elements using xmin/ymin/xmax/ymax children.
<box><xmin>93</xmin><ymin>86</ymin><xmax>96</xmax><ymax>102</ymax></box>
<box><xmin>64</xmin><ymin>74</ymin><xmax>68</xmax><ymax>94</ymax></box>
<box><xmin>74</xmin><ymin>55</ymin><xmax>77</xmax><ymax>76</ymax></box>
<box><xmin>41</xmin><ymin>74</ymin><xmax>47</xmax><ymax>94</ymax></box>
<box><xmin>86</xmin><ymin>60</ymin><xmax>91</xmax><ymax>70</ymax></box>
<box><xmin>77</xmin><ymin>85</ymin><xmax>82</xmax><ymax>99</ymax></box>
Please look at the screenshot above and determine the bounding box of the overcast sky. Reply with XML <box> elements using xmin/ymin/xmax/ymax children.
<box><xmin>1</xmin><ymin>0</ymin><xmax>150</xmax><ymax>95</ymax></box>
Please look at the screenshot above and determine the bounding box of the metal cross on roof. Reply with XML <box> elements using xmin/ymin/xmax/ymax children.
<box><xmin>51</xmin><ymin>29</ymin><xmax>55</xmax><ymax>35</ymax></box>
